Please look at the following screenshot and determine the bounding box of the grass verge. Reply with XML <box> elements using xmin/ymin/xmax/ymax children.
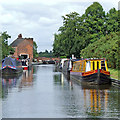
<box><xmin>108</xmin><ymin>68</ymin><xmax>119</xmax><ymax>80</ymax></box>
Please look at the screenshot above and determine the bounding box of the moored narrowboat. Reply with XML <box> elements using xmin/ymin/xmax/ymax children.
<box><xmin>56</xmin><ymin>58</ymin><xmax>68</xmax><ymax>72</ymax></box>
<box><xmin>19</xmin><ymin>54</ymin><xmax>31</xmax><ymax>70</ymax></box>
<box><xmin>62</xmin><ymin>59</ymin><xmax>79</xmax><ymax>75</ymax></box>
<box><xmin>1</xmin><ymin>57</ymin><xmax>23</xmax><ymax>75</ymax></box>
<box><xmin>70</xmin><ymin>58</ymin><xmax>111</xmax><ymax>85</ymax></box>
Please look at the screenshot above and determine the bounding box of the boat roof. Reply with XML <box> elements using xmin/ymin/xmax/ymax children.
<box><xmin>74</xmin><ymin>58</ymin><xmax>106</xmax><ymax>62</ymax></box>
<box><xmin>2</xmin><ymin>57</ymin><xmax>17</xmax><ymax>66</ymax></box>
<box><xmin>85</xmin><ymin>58</ymin><xmax>106</xmax><ymax>61</ymax></box>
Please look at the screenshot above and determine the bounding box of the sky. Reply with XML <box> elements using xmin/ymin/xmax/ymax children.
<box><xmin>0</xmin><ymin>0</ymin><xmax>119</xmax><ymax>52</ymax></box>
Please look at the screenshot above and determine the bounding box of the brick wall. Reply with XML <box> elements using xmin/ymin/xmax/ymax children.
<box><xmin>13</xmin><ymin>38</ymin><xmax>33</xmax><ymax>62</ymax></box>
<box><xmin>17</xmin><ymin>39</ymin><xmax>33</xmax><ymax>61</ymax></box>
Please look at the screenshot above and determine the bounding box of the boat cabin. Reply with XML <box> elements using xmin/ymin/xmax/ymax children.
<box><xmin>19</xmin><ymin>54</ymin><xmax>29</xmax><ymax>59</ymax></box>
<box><xmin>59</xmin><ymin>58</ymin><xmax>68</xmax><ymax>69</ymax></box>
<box><xmin>72</xmin><ymin>58</ymin><xmax>108</xmax><ymax>72</ymax></box>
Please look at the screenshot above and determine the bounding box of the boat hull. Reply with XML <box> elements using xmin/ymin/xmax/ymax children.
<box><xmin>1</xmin><ymin>67</ymin><xmax>23</xmax><ymax>75</ymax></box>
<box><xmin>22</xmin><ymin>64</ymin><xmax>32</xmax><ymax>70</ymax></box>
<box><xmin>70</xmin><ymin>69</ymin><xmax>111</xmax><ymax>85</ymax></box>
<box><xmin>22</xmin><ymin>66</ymin><xmax>28</xmax><ymax>70</ymax></box>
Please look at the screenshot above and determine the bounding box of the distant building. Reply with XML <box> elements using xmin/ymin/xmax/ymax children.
<box><xmin>10</xmin><ymin>34</ymin><xmax>33</xmax><ymax>61</ymax></box>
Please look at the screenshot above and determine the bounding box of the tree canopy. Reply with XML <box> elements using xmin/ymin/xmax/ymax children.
<box><xmin>33</xmin><ymin>41</ymin><xmax>39</xmax><ymax>58</ymax></box>
<box><xmin>80</xmin><ymin>32</ymin><xmax>119</xmax><ymax>69</ymax></box>
<box><xmin>53</xmin><ymin>2</ymin><xmax>119</xmax><ymax>69</ymax></box>
<box><xmin>0</xmin><ymin>31</ymin><xmax>14</xmax><ymax>59</ymax></box>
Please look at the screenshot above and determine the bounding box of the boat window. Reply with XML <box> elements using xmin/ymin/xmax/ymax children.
<box><xmin>86</xmin><ymin>61</ymin><xmax>91</xmax><ymax>72</ymax></box>
<box><xmin>2</xmin><ymin>60</ymin><xmax>4</xmax><ymax>63</ymax></box>
<box><xmin>81</xmin><ymin>61</ymin><xmax>85</xmax><ymax>72</ymax></box>
<box><xmin>79</xmin><ymin>62</ymin><xmax>82</xmax><ymax>71</ymax></box>
<box><xmin>72</xmin><ymin>63</ymin><xmax>76</xmax><ymax>71</ymax></box>
<box><xmin>72</xmin><ymin>61</ymin><xmax>86</xmax><ymax>72</ymax></box>
<box><xmin>101</xmin><ymin>60</ymin><xmax>106</xmax><ymax>70</ymax></box>
<box><xmin>81</xmin><ymin>62</ymin><xmax>83</xmax><ymax>71</ymax></box>
<box><xmin>97</xmin><ymin>61</ymin><xmax>99</xmax><ymax>70</ymax></box>
<box><xmin>21</xmin><ymin>60</ymin><xmax>27</xmax><ymax>66</ymax></box>
<box><xmin>76</xmin><ymin>62</ymin><xmax>80</xmax><ymax>71</ymax></box>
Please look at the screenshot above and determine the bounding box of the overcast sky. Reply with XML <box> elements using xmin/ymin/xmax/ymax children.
<box><xmin>0</xmin><ymin>0</ymin><xmax>119</xmax><ymax>52</ymax></box>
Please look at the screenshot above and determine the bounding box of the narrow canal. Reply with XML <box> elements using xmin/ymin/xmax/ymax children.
<box><xmin>1</xmin><ymin>64</ymin><xmax>120</xmax><ymax>118</ymax></box>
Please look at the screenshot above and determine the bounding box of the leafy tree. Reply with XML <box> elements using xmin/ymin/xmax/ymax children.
<box><xmin>39</xmin><ymin>50</ymin><xmax>54</xmax><ymax>58</ymax></box>
<box><xmin>53</xmin><ymin>12</ymin><xmax>80</xmax><ymax>57</ymax></box>
<box><xmin>45</xmin><ymin>50</ymin><xmax>49</xmax><ymax>53</ymax></box>
<box><xmin>104</xmin><ymin>8</ymin><xmax>119</xmax><ymax>34</ymax></box>
<box><xmin>53</xmin><ymin>2</ymin><xmax>106</xmax><ymax>57</ymax></box>
<box><xmin>83</xmin><ymin>2</ymin><xmax>105</xmax><ymax>42</ymax></box>
<box><xmin>53</xmin><ymin>2</ymin><xmax>119</xmax><ymax>66</ymax></box>
<box><xmin>33</xmin><ymin>41</ymin><xmax>38</xmax><ymax>58</ymax></box>
<box><xmin>0</xmin><ymin>31</ymin><xmax>14</xmax><ymax>59</ymax></box>
<box><xmin>80</xmin><ymin>32</ymin><xmax>119</xmax><ymax>69</ymax></box>
<box><xmin>53</xmin><ymin>33</ymin><xmax>65</xmax><ymax>57</ymax></box>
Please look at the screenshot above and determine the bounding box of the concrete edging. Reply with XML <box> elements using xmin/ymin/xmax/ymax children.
<box><xmin>111</xmin><ymin>78</ymin><xmax>120</xmax><ymax>87</ymax></box>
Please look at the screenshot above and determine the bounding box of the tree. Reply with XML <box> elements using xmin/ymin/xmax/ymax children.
<box><xmin>0</xmin><ymin>31</ymin><xmax>14</xmax><ymax>59</ymax></box>
<box><xmin>53</xmin><ymin>12</ymin><xmax>80</xmax><ymax>57</ymax></box>
<box><xmin>53</xmin><ymin>33</ymin><xmax>66</xmax><ymax>57</ymax></box>
<box><xmin>53</xmin><ymin>2</ymin><xmax>119</xmax><ymax>61</ymax></box>
<box><xmin>104</xmin><ymin>8</ymin><xmax>119</xmax><ymax>34</ymax></box>
<box><xmin>33</xmin><ymin>41</ymin><xmax>38</xmax><ymax>58</ymax></box>
<box><xmin>83</xmin><ymin>2</ymin><xmax>105</xmax><ymax>42</ymax></box>
<box><xmin>80</xmin><ymin>32</ymin><xmax>119</xmax><ymax>69</ymax></box>
<box><xmin>39</xmin><ymin>50</ymin><xmax>54</xmax><ymax>58</ymax></box>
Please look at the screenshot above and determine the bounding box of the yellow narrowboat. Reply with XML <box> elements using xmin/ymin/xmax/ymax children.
<box><xmin>70</xmin><ymin>58</ymin><xmax>111</xmax><ymax>85</ymax></box>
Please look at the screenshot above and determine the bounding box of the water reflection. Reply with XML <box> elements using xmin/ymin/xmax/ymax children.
<box><xmin>2</xmin><ymin>67</ymin><xmax>34</xmax><ymax>99</ymax></box>
<box><xmin>19</xmin><ymin>68</ymin><xmax>34</xmax><ymax>90</ymax></box>
<box><xmin>54</xmin><ymin>73</ymin><xmax>73</xmax><ymax>90</ymax></box>
<box><xmin>53</xmin><ymin>72</ymin><xmax>119</xmax><ymax>118</ymax></box>
<box><xmin>2</xmin><ymin>73</ymin><xmax>22</xmax><ymax>99</ymax></box>
<box><xmin>83</xmin><ymin>88</ymin><xmax>109</xmax><ymax>116</ymax></box>
<box><xmin>2</xmin><ymin>65</ymin><xmax>119</xmax><ymax>118</ymax></box>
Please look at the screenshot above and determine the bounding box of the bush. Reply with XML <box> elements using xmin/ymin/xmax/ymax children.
<box><xmin>80</xmin><ymin>32</ymin><xmax>119</xmax><ymax>69</ymax></box>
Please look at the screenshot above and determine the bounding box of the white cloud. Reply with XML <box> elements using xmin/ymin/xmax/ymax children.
<box><xmin>0</xmin><ymin>0</ymin><xmax>119</xmax><ymax>52</ymax></box>
<box><xmin>38</xmin><ymin>17</ymin><xmax>57</xmax><ymax>26</ymax></box>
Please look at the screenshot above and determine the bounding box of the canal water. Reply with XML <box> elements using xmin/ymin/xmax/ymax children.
<box><xmin>1</xmin><ymin>64</ymin><xmax>120</xmax><ymax>118</ymax></box>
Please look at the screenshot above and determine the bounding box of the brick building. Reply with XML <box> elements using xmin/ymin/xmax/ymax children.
<box><xmin>10</xmin><ymin>34</ymin><xmax>33</xmax><ymax>61</ymax></box>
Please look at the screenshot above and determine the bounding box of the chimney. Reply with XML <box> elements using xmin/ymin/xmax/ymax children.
<box><xmin>18</xmin><ymin>34</ymin><xmax>22</xmax><ymax>38</ymax></box>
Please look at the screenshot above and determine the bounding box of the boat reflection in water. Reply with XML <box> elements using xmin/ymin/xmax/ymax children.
<box><xmin>19</xmin><ymin>67</ymin><xmax>34</xmax><ymax>90</ymax></box>
<box><xmin>2</xmin><ymin>67</ymin><xmax>34</xmax><ymax>99</ymax></box>
<box><xmin>82</xmin><ymin>84</ymin><xmax>111</xmax><ymax>116</ymax></box>
<box><xmin>54</xmin><ymin>71</ymin><xmax>113</xmax><ymax>117</ymax></box>
<box><xmin>2</xmin><ymin>65</ymin><xmax>119</xmax><ymax>118</ymax></box>
<box><xmin>54</xmin><ymin>72</ymin><xmax>73</xmax><ymax>90</ymax></box>
<box><xmin>2</xmin><ymin>73</ymin><xmax>22</xmax><ymax>99</ymax></box>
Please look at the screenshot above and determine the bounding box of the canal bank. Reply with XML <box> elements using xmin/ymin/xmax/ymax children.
<box><xmin>108</xmin><ymin>68</ymin><xmax>120</xmax><ymax>87</ymax></box>
<box><xmin>109</xmin><ymin>68</ymin><xmax>119</xmax><ymax>80</ymax></box>
<box><xmin>1</xmin><ymin>64</ymin><xmax>120</xmax><ymax>119</ymax></box>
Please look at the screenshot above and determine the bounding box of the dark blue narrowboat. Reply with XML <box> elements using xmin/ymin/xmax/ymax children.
<box><xmin>1</xmin><ymin>57</ymin><xmax>23</xmax><ymax>75</ymax></box>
